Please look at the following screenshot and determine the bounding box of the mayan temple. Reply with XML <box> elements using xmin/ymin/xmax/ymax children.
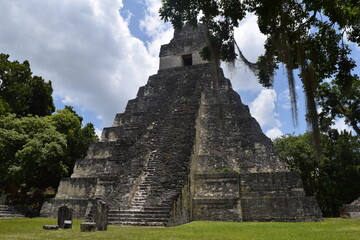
<box><xmin>41</xmin><ymin>24</ymin><xmax>322</xmax><ymax>226</ymax></box>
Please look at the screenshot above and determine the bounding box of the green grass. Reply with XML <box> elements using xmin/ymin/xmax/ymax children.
<box><xmin>0</xmin><ymin>218</ymin><xmax>359</xmax><ymax>240</ymax></box>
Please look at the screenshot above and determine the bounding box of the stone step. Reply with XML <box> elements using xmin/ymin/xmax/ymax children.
<box><xmin>119</xmin><ymin>217</ymin><xmax>169</xmax><ymax>223</ymax></box>
<box><xmin>130</xmin><ymin>203</ymin><xmax>145</xmax><ymax>206</ymax></box>
<box><xmin>142</xmin><ymin>180</ymin><xmax>157</xmax><ymax>184</ymax></box>
<box><xmin>0</xmin><ymin>215</ymin><xmax>25</xmax><ymax>218</ymax></box>
<box><xmin>134</xmin><ymin>192</ymin><xmax>149</xmax><ymax>195</ymax></box>
<box><xmin>133</xmin><ymin>192</ymin><xmax>149</xmax><ymax>195</ymax></box>
<box><xmin>0</xmin><ymin>205</ymin><xmax>26</xmax><ymax>219</ymax></box>
<box><xmin>120</xmin><ymin>210</ymin><xmax>170</xmax><ymax>215</ymax></box>
<box><xmin>108</xmin><ymin>209</ymin><xmax>121</xmax><ymax>213</ymax></box>
<box><xmin>132</xmin><ymin>199</ymin><xmax>146</xmax><ymax>202</ymax></box>
<box><xmin>115</xmin><ymin>221</ymin><xmax>167</xmax><ymax>227</ymax></box>
<box><xmin>145</xmin><ymin>173</ymin><xmax>155</xmax><ymax>177</ymax></box>
<box><xmin>119</xmin><ymin>213</ymin><xmax>169</xmax><ymax>218</ymax></box>
<box><xmin>133</xmin><ymin>194</ymin><xmax>148</xmax><ymax>197</ymax></box>
<box><xmin>131</xmin><ymin>202</ymin><xmax>146</xmax><ymax>206</ymax></box>
<box><xmin>132</xmin><ymin>197</ymin><xmax>148</xmax><ymax>201</ymax></box>
<box><xmin>139</xmin><ymin>182</ymin><xmax>152</xmax><ymax>188</ymax></box>
<box><xmin>143</xmin><ymin>207</ymin><xmax>172</xmax><ymax>211</ymax></box>
<box><xmin>0</xmin><ymin>216</ymin><xmax>25</xmax><ymax>219</ymax></box>
<box><xmin>133</xmin><ymin>196</ymin><xmax>147</xmax><ymax>200</ymax></box>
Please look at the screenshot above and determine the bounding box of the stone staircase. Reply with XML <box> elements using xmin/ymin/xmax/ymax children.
<box><xmin>108</xmin><ymin>150</ymin><xmax>172</xmax><ymax>226</ymax></box>
<box><xmin>0</xmin><ymin>205</ymin><xmax>26</xmax><ymax>219</ymax></box>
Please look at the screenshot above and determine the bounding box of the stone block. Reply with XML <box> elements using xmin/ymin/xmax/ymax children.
<box><xmin>194</xmin><ymin>173</ymin><xmax>239</xmax><ymax>199</ymax></box>
<box><xmin>94</xmin><ymin>200</ymin><xmax>108</xmax><ymax>231</ymax></box>
<box><xmin>80</xmin><ymin>222</ymin><xmax>97</xmax><ymax>232</ymax></box>
<box><xmin>58</xmin><ymin>206</ymin><xmax>72</xmax><ymax>229</ymax></box>
<box><xmin>193</xmin><ymin>198</ymin><xmax>242</xmax><ymax>221</ymax></box>
<box><xmin>43</xmin><ymin>225</ymin><xmax>59</xmax><ymax>230</ymax></box>
<box><xmin>340</xmin><ymin>197</ymin><xmax>360</xmax><ymax>219</ymax></box>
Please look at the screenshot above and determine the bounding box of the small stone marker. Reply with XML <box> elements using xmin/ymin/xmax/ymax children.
<box><xmin>58</xmin><ymin>206</ymin><xmax>73</xmax><ymax>229</ymax></box>
<box><xmin>94</xmin><ymin>200</ymin><xmax>108</xmax><ymax>231</ymax></box>
<box><xmin>0</xmin><ymin>193</ymin><xmax>6</xmax><ymax>205</ymax></box>
<box><xmin>80</xmin><ymin>222</ymin><xmax>97</xmax><ymax>232</ymax></box>
<box><xmin>43</xmin><ymin>225</ymin><xmax>59</xmax><ymax>230</ymax></box>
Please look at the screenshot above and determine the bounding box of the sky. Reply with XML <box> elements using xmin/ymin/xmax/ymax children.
<box><xmin>0</xmin><ymin>0</ymin><xmax>357</xmax><ymax>139</ymax></box>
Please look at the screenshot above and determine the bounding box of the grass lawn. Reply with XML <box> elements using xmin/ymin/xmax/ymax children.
<box><xmin>0</xmin><ymin>218</ymin><xmax>359</xmax><ymax>240</ymax></box>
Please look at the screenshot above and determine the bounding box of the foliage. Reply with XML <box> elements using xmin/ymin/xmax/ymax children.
<box><xmin>0</xmin><ymin>218</ymin><xmax>360</xmax><ymax>240</ymax></box>
<box><xmin>0</xmin><ymin>114</ymin><xmax>67</xmax><ymax>192</ymax></box>
<box><xmin>0</xmin><ymin>109</ymin><xmax>98</xmax><ymax>207</ymax></box>
<box><xmin>317</xmin><ymin>75</ymin><xmax>360</xmax><ymax>135</ymax></box>
<box><xmin>274</xmin><ymin>131</ymin><xmax>360</xmax><ymax>216</ymax></box>
<box><xmin>160</xmin><ymin>0</ymin><xmax>360</xmax><ymax>155</ymax></box>
<box><xmin>0</xmin><ymin>55</ymin><xmax>98</xmax><ymax>209</ymax></box>
<box><xmin>49</xmin><ymin>106</ymin><xmax>98</xmax><ymax>172</ymax></box>
<box><xmin>0</xmin><ymin>53</ymin><xmax>55</xmax><ymax>117</ymax></box>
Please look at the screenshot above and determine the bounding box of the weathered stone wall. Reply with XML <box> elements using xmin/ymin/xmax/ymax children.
<box><xmin>194</xmin><ymin>173</ymin><xmax>240</xmax><ymax>199</ymax></box>
<box><xmin>191</xmin><ymin>76</ymin><xmax>287</xmax><ymax>174</ymax></box>
<box><xmin>159</xmin><ymin>24</ymin><xmax>208</xmax><ymax>70</ymax></box>
<box><xmin>159</xmin><ymin>52</ymin><xmax>207</xmax><ymax>70</ymax></box>
<box><xmin>240</xmin><ymin>172</ymin><xmax>305</xmax><ymax>198</ymax></box>
<box><xmin>55</xmin><ymin>178</ymin><xmax>97</xmax><ymax>199</ymax></box>
<box><xmin>340</xmin><ymin>197</ymin><xmax>360</xmax><ymax>218</ymax></box>
<box><xmin>159</xmin><ymin>24</ymin><xmax>207</xmax><ymax>58</ymax></box>
<box><xmin>193</xmin><ymin>173</ymin><xmax>242</xmax><ymax>221</ymax></box>
<box><xmin>40</xmin><ymin>199</ymin><xmax>91</xmax><ymax>219</ymax></box>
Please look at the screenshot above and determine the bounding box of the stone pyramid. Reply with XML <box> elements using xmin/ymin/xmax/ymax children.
<box><xmin>41</xmin><ymin>24</ymin><xmax>322</xmax><ymax>226</ymax></box>
<box><xmin>340</xmin><ymin>197</ymin><xmax>360</xmax><ymax>218</ymax></box>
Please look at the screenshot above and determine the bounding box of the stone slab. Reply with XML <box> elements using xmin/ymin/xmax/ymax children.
<box><xmin>43</xmin><ymin>225</ymin><xmax>59</xmax><ymax>230</ymax></box>
<box><xmin>80</xmin><ymin>222</ymin><xmax>97</xmax><ymax>232</ymax></box>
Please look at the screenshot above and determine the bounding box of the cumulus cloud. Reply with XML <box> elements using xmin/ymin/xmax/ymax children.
<box><xmin>95</xmin><ymin>127</ymin><xmax>103</xmax><ymax>138</ymax></box>
<box><xmin>223</xmin><ymin>13</ymin><xmax>266</xmax><ymax>92</ymax></box>
<box><xmin>0</xmin><ymin>0</ymin><xmax>286</xmax><ymax>137</ymax></box>
<box><xmin>279</xmin><ymin>89</ymin><xmax>292</xmax><ymax>110</ymax></box>
<box><xmin>249</xmin><ymin>89</ymin><xmax>282</xmax><ymax>128</ymax></box>
<box><xmin>0</xmin><ymin>0</ymin><xmax>165</xmax><ymax>128</ymax></box>
<box><xmin>333</xmin><ymin>118</ymin><xmax>354</xmax><ymax>133</ymax></box>
<box><xmin>140</xmin><ymin>0</ymin><xmax>174</xmax><ymax>57</ymax></box>
<box><xmin>266</xmin><ymin>128</ymin><xmax>284</xmax><ymax>140</ymax></box>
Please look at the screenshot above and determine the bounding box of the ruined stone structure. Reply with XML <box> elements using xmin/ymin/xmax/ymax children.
<box><xmin>41</xmin><ymin>24</ymin><xmax>322</xmax><ymax>226</ymax></box>
<box><xmin>340</xmin><ymin>197</ymin><xmax>360</xmax><ymax>218</ymax></box>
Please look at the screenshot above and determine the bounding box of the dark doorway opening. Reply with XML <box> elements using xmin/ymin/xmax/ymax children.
<box><xmin>182</xmin><ymin>54</ymin><xmax>192</xmax><ymax>66</ymax></box>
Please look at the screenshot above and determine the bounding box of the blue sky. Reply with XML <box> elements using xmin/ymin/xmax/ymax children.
<box><xmin>0</xmin><ymin>0</ymin><xmax>357</xmax><ymax>139</ymax></box>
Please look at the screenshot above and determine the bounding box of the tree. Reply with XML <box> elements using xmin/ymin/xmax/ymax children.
<box><xmin>49</xmin><ymin>106</ymin><xmax>99</xmax><ymax>172</ymax></box>
<box><xmin>274</xmin><ymin>131</ymin><xmax>360</xmax><ymax>216</ymax></box>
<box><xmin>0</xmin><ymin>114</ymin><xmax>67</xmax><ymax>193</ymax></box>
<box><xmin>0</xmin><ymin>53</ymin><xmax>55</xmax><ymax>116</ymax></box>
<box><xmin>0</xmin><ymin>54</ymin><xmax>98</xmax><ymax>211</ymax></box>
<box><xmin>160</xmin><ymin>0</ymin><xmax>360</xmax><ymax>154</ymax></box>
<box><xmin>0</xmin><ymin>109</ymin><xmax>98</xmax><ymax>207</ymax></box>
<box><xmin>317</xmin><ymin>75</ymin><xmax>360</xmax><ymax>135</ymax></box>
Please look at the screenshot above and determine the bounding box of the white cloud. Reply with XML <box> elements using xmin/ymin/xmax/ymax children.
<box><xmin>333</xmin><ymin>118</ymin><xmax>354</xmax><ymax>133</ymax></box>
<box><xmin>266</xmin><ymin>128</ymin><xmax>284</xmax><ymax>140</ymax></box>
<box><xmin>223</xmin><ymin>13</ymin><xmax>266</xmax><ymax>92</ymax></box>
<box><xmin>95</xmin><ymin>127</ymin><xmax>102</xmax><ymax>138</ymax></box>
<box><xmin>0</xmin><ymin>0</ymin><xmax>169</xmax><ymax>129</ymax></box>
<box><xmin>279</xmin><ymin>89</ymin><xmax>291</xmax><ymax>110</ymax></box>
<box><xmin>140</xmin><ymin>0</ymin><xmax>174</xmax><ymax>57</ymax></box>
<box><xmin>62</xmin><ymin>96</ymin><xmax>80</xmax><ymax>106</ymax></box>
<box><xmin>249</xmin><ymin>89</ymin><xmax>282</xmax><ymax>128</ymax></box>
